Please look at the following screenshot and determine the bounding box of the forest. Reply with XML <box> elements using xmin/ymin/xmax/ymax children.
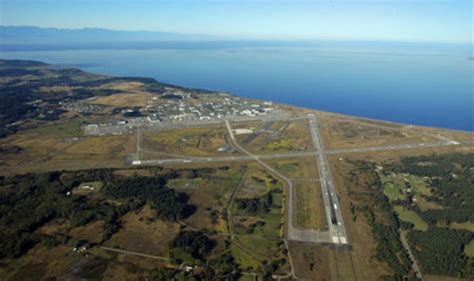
<box><xmin>385</xmin><ymin>153</ymin><xmax>474</xmax><ymax>278</ymax></box>
<box><xmin>0</xmin><ymin>168</ymin><xmax>195</xmax><ymax>259</ymax></box>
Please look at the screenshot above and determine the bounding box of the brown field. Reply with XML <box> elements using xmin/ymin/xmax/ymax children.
<box><xmin>318</xmin><ymin>111</ymin><xmax>473</xmax><ymax>151</ymax></box>
<box><xmin>183</xmin><ymin>165</ymin><xmax>245</xmax><ymax>233</ymax></box>
<box><xmin>0</xmin><ymin>245</ymin><xmax>105</xmax><ymax>281</ymax></box>
<box><xmin>105</xmin><ymin>205</ymin><xmax>180</xmax><ymax>256</ymax></box>
<box><xmin>289</xmin><ymin>243</ymin><xmax>384</xmax><ymax>281</ymax></box>
<box><xmin>294</xmin><ymin>181</ymin><xmax>326</xmax><ymax>230</ymax></box>
<box><xmin>37</xmin><ymin>219</ymin><xmax>105</xmax><ymax>245</ymax></box>
<box><xmin>90</xmin><ymin>92</ymin><xmax>154</xmax><ymax>107</ymax></box>
<box><xmin>319</xmin><ymin>116</ymin><xmax>436</xmax><ymax>150</ymax></box>
<box><xmin>233</xmin><ymin>119</ymin><xmax>313</xmax><ymax>154</ymax></box>
<box><xmin>140</xmin><ymin>125</ymin><xmax>234</xmax><ymax>158</ymax></box>
<box><xmin>0</xmin><ymin>130</ymin><xmax>135</xmax><ymax>175</ymax></box>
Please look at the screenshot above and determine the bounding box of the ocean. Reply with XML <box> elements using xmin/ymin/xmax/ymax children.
<box><xmin>1</xmin><ymin>41</ymin><xmax>472</xmax><ymax>131</ymax></box>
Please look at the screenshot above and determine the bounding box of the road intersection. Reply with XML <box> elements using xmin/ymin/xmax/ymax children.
<box><xmin>127</xmin><ymin>114</ymin><xmax>463</xmax><ymax>246</ymax></box>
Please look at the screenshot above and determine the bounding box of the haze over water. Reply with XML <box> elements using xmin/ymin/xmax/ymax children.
<box><xmin>2</xmin><ymin>42</ymin><xmax>472</xmax><ymax>131</ymax></box>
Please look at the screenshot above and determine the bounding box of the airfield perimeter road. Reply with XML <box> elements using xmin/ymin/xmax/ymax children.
<box><xmin>128</xmin><ymin>114</ymin><xmax>463</xmax><ymax>245</ymax></box>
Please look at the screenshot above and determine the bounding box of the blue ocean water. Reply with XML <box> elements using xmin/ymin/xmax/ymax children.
<box><xmin>1</xmin><ymin>41</ymin><xmax>472</xmax><ymax>131</ymax></box>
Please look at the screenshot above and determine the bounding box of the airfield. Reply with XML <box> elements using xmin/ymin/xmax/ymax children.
<box><xmin>83</xmin><ymin>109</ymin><xmax>464</xmax><ymax>249</ymax></box>
<box><xmin>1</xmin><ymin>60</ymin><xmax>473</xmax><ymax>280</ymax></box>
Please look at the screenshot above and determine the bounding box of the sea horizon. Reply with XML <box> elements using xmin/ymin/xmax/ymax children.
<box><xmin>1</xmin><ymin>40</ymin><xmax>472</xmax><ymax>131</ymax></box>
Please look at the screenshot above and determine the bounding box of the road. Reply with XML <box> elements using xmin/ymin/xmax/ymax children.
<box><xmin>307</xmin><ymin>113</ymin><xmax>349</xmax><ymax>245</ymax></box>
<box><xmin>326</xmin><ymin>141</ymin><xmax>459</xmax><ymax>155</ymax></box>
<box><xmin>134</xmin><ymin>141</ymin><xmax>460</xmax><ymax>166</ymax></box>
<box><xmin>225</xmin><ymin>120</ymin><xmax>331</xmax><ymax>245</ymax></box>
<box><xmin>130</xmin><ymin>115</ymin><xmax>462</xmax><ymax>245</ymax></box>
<box><xmin>85</xmin><ymin>113</ymin><xmax>308</xmax><ymax>136</ymax></box>
<box><xmin>399</xmin><ymin>229</ymin><xmax>423</xmax><ymax>280</ymax></box>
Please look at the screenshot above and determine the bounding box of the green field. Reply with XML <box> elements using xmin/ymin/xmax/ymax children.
<box><xmin>449</xmin><ymin>222</ymin><xmax>474</xmax><ymax>232</ymax></box>
<box><xmin>464</xmin><ymin>240</ymin><xmax>474</xmax><ymax>257</ymax></box>
<box><xmin>381</xmin><ymin>173</ymin><xmax>431</xmax><ymax>202</ymax></box>
<box><xmin>394</xmin><ymin>206</ymin><xmax>428</xmax><ymax>231</ymax></box>
<box><xmin>26</xmin><ymin>121</ymin><xmax>82</xmax><ymax>138</ymax></box>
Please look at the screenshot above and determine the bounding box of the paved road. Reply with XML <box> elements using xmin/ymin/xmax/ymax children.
<box><xmin>134</xmin><ymin>141</ymin><xmax>460</xmax><ymax>166</ymax></box>
<box><xmin>86</xmin><ymin>113</ymin><xmax>308</xmax><ymax>136</ymax></box>
<box><xmin>225</xmin><ymin>120</ymin><xmax>331</xmax><ymax>245</ymax></box>
<box><xmin>308</xmin><ymin>113</ymin><xmax>348</xmax><ymax>245</ymax></box>
<box><xmin>130</xmin><ymin>115</ymin><xmax>463</xmax><ymax>246</ymax></box>
<box><xmin>135</xmin><ymin>151</ymin><xmax>316</xmax><ymax>165</ymax></box>
<box><xmin>399</xmin><ymin>229</ymin><xmax>423</xmax><ymax>280</ymax></box>
<box><xmin>326</xmin><ymin>141</ymin><xmax>458</xmax><ymax>155</ymax></box>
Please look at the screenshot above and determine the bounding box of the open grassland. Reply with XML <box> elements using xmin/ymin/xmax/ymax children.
<box><xmin>183</xmin><ymin>166</ymin><xmax>245</xmax><ymax>234</ymax></box>
<box><xmin>57</xmin><ymin>134</ymin><xmax>135</xmax><ymax>160</ymax></box>
<box><xmin>230</xmin><ymin>242</ymin><xmax>261</xmax><ymax>270</ymax></box>
<box><xmin>394</xmin><ymin>206</ymin><xmax>429</xmax><ymax>231</ymax></box>
<box><xmin>380</xmin><ymin>172</ymin><xmax>431</xmax><ymax>202</ymax></box>
<box><xmin>87</xmin><ymin>81</ymin><xmax>155</xmax><ymax>107</ymax></box>
<box><xmin>232</xmin><ymin>164</ymin><xmax>285</xmax><ymax>239</ymax></box>
<box><xmin>25</xmin><ymin>120</ymin><xmax>83</xmax><ymax>138</ymax></box>
<box><xmin>231</xmin><ymin>235</ymin><xmax>289</xmax><ymax>273</ymax></box>
<box><xmin>0</xmin><ymin>244</ymin><xmax>93</xmax><ymax>281</ymax></box>
<box><xmin>317</xmin><ymin>111</ymin><xmax>466</xmax><ymax>150</ymax></box>
<box><xmin>449</xmin><ymin>222</ymin><xmax>474</xmax><ymax>232</ymax></box>
<box><xmin>105</xmin><ymin>205</ymin><xmax>181</xmax><ymax>256</ymax></box>
<box><xmin>237</xmin><ymin>164</ymin><xmax>275</xmax><ymax>199</ymax></box>
<box><xmin>0</xmin><ymin>126</ymin><xmax>135</xmax><ymax>175</ymax></box>
<box><xmin>141</xmin><ymin>126</ymin><xmax>232</xmax><ymax>157</ymax></box>
<box><xmin>266</xmin><ymin>157</ymin><xmax>318</xmax><ymax>179</ymax></box>
<box><xmin>465</xmin><ymin>240</ymin><xmax>474</xmax><ymax>257</ymax></box>
<box><xmin>294</xmin><ymin>181</ymin><xmax>326</xmax><ymax>230</ymax></box>
<box><xmin>89</xmin><ymin>92</ymin><xmax>154</xmax><ymax>107</ymax></box>
<box><xmin>234</xmin><ymin>119</ymin><xmax>312</xmax><ymax>154</ymax></box>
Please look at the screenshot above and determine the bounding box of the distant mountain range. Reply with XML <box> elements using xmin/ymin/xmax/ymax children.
<box><xmin>0</xmin><ymin>26</ymin><xmax>218</xmax><ymax>50</ymax></box>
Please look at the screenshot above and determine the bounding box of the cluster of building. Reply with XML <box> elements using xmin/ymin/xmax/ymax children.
<box><xmin>80</xmin><ymin>91</ymin><xmax>282</xmax><ymax>136</ymax></box>
<box><xmin>61</xmin><ymin>101</ymin><xmax>105</xmax><ymax>114</ymax></box>
<box><xmin>144</xmin><ymin>94</ymin><xmax>275</xmax><ymax>122</ymax></box>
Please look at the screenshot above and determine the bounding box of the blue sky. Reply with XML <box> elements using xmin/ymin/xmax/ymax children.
<box><xmin>0</xmin><ymin>0</ymin><xmax>472</xmax><ymax>43</ymax></box>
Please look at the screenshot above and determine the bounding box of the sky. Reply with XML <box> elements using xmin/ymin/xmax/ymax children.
<box><xmin>0</xmin><ymin>0</ymin><xmax>472</xmax><ymax>43</ymax></box>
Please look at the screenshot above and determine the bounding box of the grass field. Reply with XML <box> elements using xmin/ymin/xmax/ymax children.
<box><xmin>234</xmin><ymin>120</ymin><xmax>313</xmax><ymax>154</ymax></box>
<box><xmin>105</xmin><ymin>205</ymin><xmax>181</xmax><ymax>256</ymax></box>
<box><xmin>294</xmin><ymin>181</ymin><xmax>326</xmax><ymax>230</ymax></box>
<box><xmin>394</xmin><ymin>206</ymin><xmax>428</xmax><ymax>231</ymax></box>
<box><xmin>166</xmin><ymin>177</ymin><xmax>203</xmax><ymax>189</ymax></box>
<box><xmin>266</xmin><ymin>157</ymin><xmax>318</xmax><ymax>179</ymax></box>
<box><xmin>449</xmin><ymin>222</ymin><xmax>474</xmax><ymax>232</ymax></box>
<box><xmin>464</xmin><ymin>240</ymin><xmax>474</xmax><ymax>257</ymax></box>
<box><xmin>380</xmin><ymin>172</ymin><xmax>431</xmax><ymax>203</ymax></box>
<box><xmin>230</xmin><ymin>242</ymin><xmax>261</xmax><ymax>270</ymax></box>
<box><xmin>232</xmin><ymin>168</ymin><xmax>284</xmax><ymax>239</ymax></box>
<box><xmin>183</xmin><ymin>166</ymin><xmax>245</xmax><ymax>233</ymax></box>
<box><xmin>141</xmin><ymin>126</ymin><xmax>230</xmax><ymax>157</ymax></box>
<box><xmin>318</xmin><ymin>111</ymin><xmax>442</xmax><ymax>150</ymax></box>
<box><xmin>25</xmin><ymin>121</ymin><xmax>83</xmax><ymax>138</ymax></box>
<box><xmin>237</xmin><ymin>164</ymin><xmax>275</xmax><ymax>199</ymax></box>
